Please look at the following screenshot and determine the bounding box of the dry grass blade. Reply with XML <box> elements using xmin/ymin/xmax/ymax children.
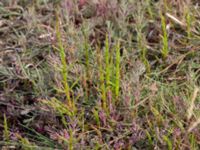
<box><xmin>187</xmin><ymin>86</ymin><xmax>199</xmax><ymax>120</ymax></box>
<box><xmin>166</xmin><ymin>13</ymin><xmax>186</xmax><ymax>27</ymax></box>
<box><xmin>188</xmin><ymin>117</ymin><xmax>200</xmax><ymax>133</ymax></box>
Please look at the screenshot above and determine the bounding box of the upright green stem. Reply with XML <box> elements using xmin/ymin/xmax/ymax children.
<box><xmin>55</xmin><ymin>7</ymin><xmax>73</xmax><ymax>111</ymax></box>
<box><xmin>161</xmin><ymin>13</ymin><xmax>169</xmax><ymax>59</ymax></box>
<box><xmin>115</xmin><ymin>40</ymin><xmax>120</xmax><ymax>102</ymax></box>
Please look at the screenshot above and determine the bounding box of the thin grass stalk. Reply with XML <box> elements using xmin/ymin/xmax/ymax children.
<box><xmin>84</xmin><ymin>36</ymin><xmax>90</xmax><ymax>80</ymax></box>
<box><xmin>138</xmin><ymin>33</ymin><xmax>151</xmax><ymax>73</ymax></box>
<box><xmin>105</xmin><ymin>35</ymin><xmax>111</xmax><ymax>90</ymax></box>
<box><xmin>55</xmin><ymin>8</ymin><xmax>74</xmax><ymax>112</ymax></box>
<box><xmin>115</xmin><ymin>40</ymin><xmax>120</xmax><ymax>103</ymax></box>
<box><xmin>185</xmin><ymin>8</ymin><xmax>192</xmax><ymax>39</ymax></box>
<box><xmin>163</xmin><ymin>0</ymin><xmax>168</xmax><ymax>12</ymax></box>
<box><xmin>83</xmin><ymin>32</ymin><xmax>90</xmax><ymax>100</ymax></box>
<box><xmin>135</xmin><ymin>3</ymin><xmax>151</xmax><ymax>73</ymax></box>
<box><xmin>55</xmin><ymin>12</ymin><xmax>69</xmax><ymax>100</ymax></box>
<box><xmin>97</xmin><ymin>46</ymin><xmax>107</xmax><ymax>113</ymax></box>
<box><xmin>163</xmin><ymin>135</ymin><xmax>173</xmax><ymax>150</ymax></box>
<box><xmin>161</xmin><ymin>13</ymin><xmax>169</xmax><ymax>59</ymax></box>
<box><xmin>69</xmin><ymin>129</ymin><xmax>74</xmax><ymax>150</ymax></box>
<box><xmin>146</xmin><ymin>0</ymin><xmax>153</xmax><ymax>19</ymax></box>
<box><xmin>3</xmin><ymin>114</ymin><xmax>9</xmax><ymax>142</ymax></box>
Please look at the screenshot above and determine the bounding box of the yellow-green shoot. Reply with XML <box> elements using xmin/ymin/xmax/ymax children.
<box><xmin>161</xmin><ymin>13</ymin><xmax>169</xmax><ymax>59</ymax></box>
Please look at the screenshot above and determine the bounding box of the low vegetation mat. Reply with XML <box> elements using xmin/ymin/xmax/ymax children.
<box><xmin>0</xmin><ymin>0</ymin><xmax>200</xmax><ymax>149</ymax></box>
